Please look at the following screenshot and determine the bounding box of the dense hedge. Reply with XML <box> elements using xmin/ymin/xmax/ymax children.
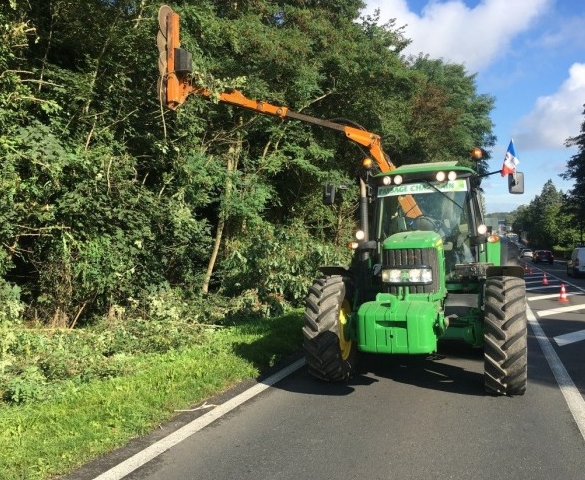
<box><xmin>0</xmin><ymin>1</ymin><xmax>495</xmax><ymax>326</ymax></box>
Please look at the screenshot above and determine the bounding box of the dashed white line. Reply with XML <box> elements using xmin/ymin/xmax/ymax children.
<box><xmin>526</xmin><ymin>285</ymin><xmax>562</xmax><ymax>291</ymax></box>
<box><xmin>527</xmin><ymin>292</ymin><xmax>578</xmax><ymax>301</ymax></box>
<box><xmin>536</xmin><ymin>304</ymin><xmax>585</xmax><ymax>317</ymax></box>
<box><xmin>554</xmin><ymin>330</ymin><xmax>585</xmax><ymax>347</ymax></box>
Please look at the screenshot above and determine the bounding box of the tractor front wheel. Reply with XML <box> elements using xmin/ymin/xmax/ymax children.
<box><xmin>484</xmin><ymin>276</ymin><xmax>528</xmax><ymax>396</ymax></box>
<box><xmin>303</xmin><ymin>276</ymin><xmax>357</xmax><ymax>382</ymax></box>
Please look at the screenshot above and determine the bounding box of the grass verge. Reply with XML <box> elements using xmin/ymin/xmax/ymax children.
<box><xmin>0</xmin><ymin>311</ymin><xmax>303</xmax><ymax>480</ymax></box>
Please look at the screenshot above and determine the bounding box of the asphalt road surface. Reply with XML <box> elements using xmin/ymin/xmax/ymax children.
<box><xmin>66</xmin><ymin>258</ymin><xmax>585</xmax><ymax>480</ymax></box>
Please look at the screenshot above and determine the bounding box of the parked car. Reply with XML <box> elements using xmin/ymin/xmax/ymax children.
<box><xmin>533</xmin><ymin>250</ymin><xmax>554</xmax><ymax>264</ymax></box>
<box><xmin>567</xmin><ymin>247</ymin><xmax>585</xmax><ymax>277</ymax></box>
<box><xmin>520</xmin><ymin>248</ymin><xmax>533</xmax><ymax>258</ymax></box>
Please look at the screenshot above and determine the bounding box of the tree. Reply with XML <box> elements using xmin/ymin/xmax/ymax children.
<box><xmin>405</xmin><ymin>56</ymin><xmax>496</xmax><ymax>173</ymax></box>
<box><xmin>561</xmin><ymin>105</ymin><xmax>585</xmax><ymax>245</ymax></box>
<box><xmin>0</xmin><ymin>0</ymin><xmax>499</xmax><ymax>323</ymax></box>
<box><xmin>512</xmin><ymin>181</ymin><xmax>575</xmax><ymax>250</ymax></box>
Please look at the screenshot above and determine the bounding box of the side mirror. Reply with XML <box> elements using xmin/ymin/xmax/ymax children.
<box><xmin>323</xmin><ymin>185</ymin><xmax>336</xmax><ymax>205</ymax></box>
<box><xmin>508</xmin><ymin>172</ymin><xmax>524</xmax><ymax>194</ymax></box>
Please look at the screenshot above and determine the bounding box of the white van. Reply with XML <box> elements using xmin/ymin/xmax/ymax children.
<box><xmin>567</xmin><ymin>247</ymin><xmax>585</xmax><ymax>277</ymax></box>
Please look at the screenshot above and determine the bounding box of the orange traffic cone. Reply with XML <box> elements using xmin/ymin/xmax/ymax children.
<box><xmin>559</xmin><ymin>283</ymin><xmax>568</xmax><ymax>302</ymax></box>
<box><xmin>542</xmin><ymin>273</ymin><xmax>549</xmax><ymax>285</ymax></box>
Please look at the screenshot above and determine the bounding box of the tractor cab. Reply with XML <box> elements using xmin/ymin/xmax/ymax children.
<box><xmin>372</xmin><ymin>162</ymin><xmax>485</xmax><ymax>282</ymax></box>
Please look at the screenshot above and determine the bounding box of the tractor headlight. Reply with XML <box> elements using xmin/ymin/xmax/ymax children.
<box><xmin>381</xmin><ymin>267</ymin><xmax>433</xmax><ymax>284</ymax></box>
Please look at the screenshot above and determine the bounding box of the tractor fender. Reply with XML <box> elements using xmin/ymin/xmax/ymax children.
<box><xmin>486</xmin><ymin>265</ymin><xmax>525</xmax><ymax>280</ymax></box>
<box><xmin>318</xmin><ymin>265</ymin><xmax>352</xmax><ymax>277</ymax></box>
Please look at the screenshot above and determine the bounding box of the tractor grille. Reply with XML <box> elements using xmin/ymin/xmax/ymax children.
<box><xmin>383</xmin><ymin>247</ymin><xmax>440</xmax><ymax>294</ymax></box>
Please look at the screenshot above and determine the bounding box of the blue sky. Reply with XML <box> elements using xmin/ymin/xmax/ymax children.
<box><xmin>362</xmin><ymin>0</ymin><xmax>585</xmax><ymax>213</ymax></box>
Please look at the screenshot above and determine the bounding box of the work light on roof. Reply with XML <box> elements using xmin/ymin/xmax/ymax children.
<box><xmin>436</xmin><ymin>171</ymin><xmax>446</xmax><ymax>182</ymax></box>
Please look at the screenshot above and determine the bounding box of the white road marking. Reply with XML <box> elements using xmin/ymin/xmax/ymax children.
<box><xmin>90</xmin><ymin>281</ymin><xmax>585</xmax><ymax>480</ymax></box>
<box><xmin>528</xmin><ymin>307</ymin><xmax>585</xmax><ymax>441</ymax></box>
<box><xmin>554</xmin><ymin>329</ymin><xmax>585</xmax><ymax>346</ymax></box>
<box><xmin>92</xmin><ymin>358</ymin><xmax>306</xmax><ymax>480</ymax></box>
<box><xmin>536</xmin><ymin>304</ymin><xmax>585</xmax><ymax>317</ymax></box>
<box><xmin>526</xmin><ymin>285</ymin><xmax>561</xmax><ymax>291</ymax></box>
<box><xmin>527</xmin><ymin>292</ymin><xmax>578</xmax><ymax>301</ymax></box>
<box><xmin>524</xmin><ymin>270</ymin><xmax>585</xmax><ymax>299</ymax></box>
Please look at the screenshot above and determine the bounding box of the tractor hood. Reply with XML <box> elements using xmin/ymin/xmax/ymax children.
<box><xmin>382</xmin><ymin>230</ymin><xmax>443</xmax><ymax>250</ymax></box>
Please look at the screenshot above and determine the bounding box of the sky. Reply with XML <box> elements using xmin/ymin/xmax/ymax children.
<box><xmin>362</xmin><ymin>0</ymin><xmax>585</xmax><ymax>213</ymax></box>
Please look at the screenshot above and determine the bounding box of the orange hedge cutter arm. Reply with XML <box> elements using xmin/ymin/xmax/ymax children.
<box><xmin>156</xmin><ymin>5</ymin><xmax>421</xmax><ymax>216</ymax></box>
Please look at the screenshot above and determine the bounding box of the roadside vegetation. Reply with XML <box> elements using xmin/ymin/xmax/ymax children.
<box><xmin>495</xmin><ymin>110</ymin><xmax>585</xmax><ymax>254</ymax></box>
<box><xmin>494</xmin><ymin>172</ymin><xmax>585</xmax><ymax>257</ymax></box>
<box><xmin>1</xmin><ymin>309</ymin><xmax>303</xmax><ymax>480</ymax></box>
<box><xmin>2</xmin><ymin>1</ymin><xmax>585</xmax><ymax>479</ymax></box>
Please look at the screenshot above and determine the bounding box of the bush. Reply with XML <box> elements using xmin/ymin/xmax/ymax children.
<box><xmin>0</xmin><ymin>280</ymin><xmax>24</xmax><ymax>327</ymax></box>
<box><xmin>0</xmin><ymin>309</ymin><xmax>209</xmax><ymax>405</ymax></box>
<box><xmin>221</xmin><ymin>221</ymin><xmax>351</xmax><ymax>313</ymax></box>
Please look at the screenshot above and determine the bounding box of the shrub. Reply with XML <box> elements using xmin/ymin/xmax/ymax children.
<box><xmin>0</xmin><ymin>280</ymin><xmax>24</xmax><ymax>327</ymax></box>
<box><xmin>221</xmin><ymin>221</ymin><xmax>350</xmax><ymax>312</ymax></box>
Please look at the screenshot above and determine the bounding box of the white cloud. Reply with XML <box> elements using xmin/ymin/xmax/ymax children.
<box><xmin>361</xmin><ymin>1</ymin><xmax>581</xmax><ymax>211</ymax></box>
<box><xmin>539</xmin><ymin>14</ymin><xmax>585</xmax><ymax>50</ymax></box>
<box><xmin>363</xmin><ymin>0</ymin><xmax>553</xmax><ymax>72</ymax></box>
<box><xmin>514</xmin><ymin>63</ymin><xmax>585</xmax><ymax>149</ymax></box>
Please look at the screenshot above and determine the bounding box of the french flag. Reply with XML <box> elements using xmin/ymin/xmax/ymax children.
<box><xmin>501</xmin><ymin>139</ymin><xmax>519</xmax><ymax>177</ymax></box>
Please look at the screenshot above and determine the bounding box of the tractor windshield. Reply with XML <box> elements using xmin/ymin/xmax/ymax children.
<box><xmin>375</xmin><ymin>178</ymin><xmax>476</xmax><ymax>268</ymax></box>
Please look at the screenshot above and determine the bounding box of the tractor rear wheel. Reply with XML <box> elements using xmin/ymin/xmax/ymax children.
<box><xmin>303</xmin><ymin>275</ymin><xmax>357</xmax><ymax>382</ymax></box>
<box><xmin>484</xmin><ymin>276</ymin><xmax>528</xmax><ymax>396</ymax></box>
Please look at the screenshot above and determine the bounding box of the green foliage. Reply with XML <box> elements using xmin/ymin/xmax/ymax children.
<box><xmin>0</xmin><ymin>316</ymin><xmax>205</xmax><ymax>405</ymax></box>
<box><xmin>221</xmin><ymin>220</ymin><xmax>351</xmax><ymax>312</ymax></box>
<box><xmin>560</xmin><ymin>105</ymin><xmax>585</xmax><ymax>244</ymax></box>
<box><xmin>0</xmin><ymin>281</ymin><xmax>24</xmax><ymax>327</ymax></box>
<box><xmin>406</xmin><ymin>57</ymin><xmax>495</xmax><ymax>172</ymax></box>
<box><xmin>0</xmin><ymin>311</ymin><xmax>303</xmax><ymax>480</ymax></box>
<box><xmin>511</xmin><ymin>180</ymin><xmax>578</xmax><ymax>250</ymax></box>
<box><xmin>2</xmin><ymin>365</ymin><xmax>48</xmax><ymax>404</ymax></box>
<box><xmin>1</xmin><ymin>0</ymin><xmax>498</xmax><ymax>325</ymax></box>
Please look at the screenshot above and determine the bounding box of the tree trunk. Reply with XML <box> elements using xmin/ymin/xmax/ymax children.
<box><xmin>201</xmin><ymin>132</ymin><xmax>242</xmax><ymax>293</ymax></box>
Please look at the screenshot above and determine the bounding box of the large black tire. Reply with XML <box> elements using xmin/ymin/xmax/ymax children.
<box><xmin>303</xmin><ymin>276</ymin><xmax>357</xmax><ymax>382</ymax></box>
<box><xmin>484</xmin><ymin>276</ymin><xmax>528</xmax><ymax>396</ymax></box>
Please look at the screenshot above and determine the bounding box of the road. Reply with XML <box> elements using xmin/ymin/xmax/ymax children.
<box><xmin>66</xmin><ymin>258</ymin><xmax>585</xmax><ymax>480</ymax></box>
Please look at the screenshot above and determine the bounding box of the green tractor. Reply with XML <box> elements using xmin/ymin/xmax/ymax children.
<box><xmin>156</xmin><ymin>4</ymin><xmax>528</xmax><ymax>396</ymax></box>
<box><xmin>304</xmin><ymin>162</ymin><xmax>528</xmax><ymax>396</ymax></box>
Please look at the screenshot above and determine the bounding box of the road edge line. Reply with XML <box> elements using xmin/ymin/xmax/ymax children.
<box><xmin>527</xmin><ymin>306</ymin><xmax>585</xmax><ymax>441</ymax></box>
<box><xmin>92</xmin><ymin>358</ymin><xmax>306</xmax><ymax>480</ymax></box>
